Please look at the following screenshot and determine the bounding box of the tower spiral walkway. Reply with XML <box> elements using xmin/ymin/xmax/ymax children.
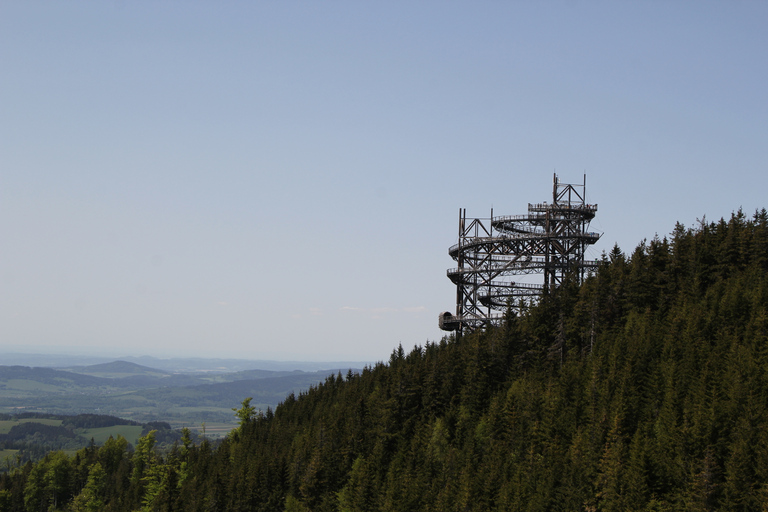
<box><xmin>440</xmin><ymin>174</ymin><xmax>601</xmax><ymax>335</ymax></box>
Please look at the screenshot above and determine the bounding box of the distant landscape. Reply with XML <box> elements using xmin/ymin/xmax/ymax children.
<box><xmin>0</xmin><ymin>355</ymin><xmax>368</xmax><ymax>431</ymax></box>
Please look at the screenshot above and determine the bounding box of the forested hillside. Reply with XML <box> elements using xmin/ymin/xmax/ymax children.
<box><xmin>1</xmin><ymin>210</ymin><xmax>767</xmax><ymax>511</ymax></box>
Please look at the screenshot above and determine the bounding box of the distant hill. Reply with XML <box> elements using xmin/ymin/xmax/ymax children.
<box><xmin>0</xmin><ymin>360</ymin><xmax>356</xmax><ymax>424</ymax></box>
<box><xmin>0</xmin><ymin>365</ymin><xmax>112</xmax><ymax>390</ymax></box>
<box><xmin>0</xmin><ymin>352</ymin><xmax>373</xmax><ymax>374</ymax></box>
<box><xmin>65</xmin><ymin>360</ymin><xmax>171</xmax><ymax>378</ymax></box>
<box><xmin>117</xmin><ymin>356</ymin><xmax>372</xmax><ymax>373</ymax></box>
<box><xmin>133</xmin><ymin>371</ymin><xmax>347</xmax><ymax>409</ymax></box>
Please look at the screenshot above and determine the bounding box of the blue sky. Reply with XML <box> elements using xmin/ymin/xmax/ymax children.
<box><xmin>2</xmin><ymin>2</ymin><xmax>766</xmax><ymax>361</ymax></box>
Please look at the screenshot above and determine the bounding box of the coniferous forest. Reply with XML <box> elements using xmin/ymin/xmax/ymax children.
<box><xmin>2</xmin><ymin>209</ymin><xmax>768</xmax><ymax>511</ymax></box>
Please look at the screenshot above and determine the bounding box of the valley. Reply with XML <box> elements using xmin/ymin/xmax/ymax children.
<box><xmin>0</xmin><ymin>358</ymin><xmax>363</xmax><ymax>429</ymax></box>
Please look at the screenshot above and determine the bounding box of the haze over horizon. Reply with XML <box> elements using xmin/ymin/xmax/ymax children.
<box><xmin>2</xmin><ymin>2</ymin><xmax>767</xmax><ymax>361</ymax></box>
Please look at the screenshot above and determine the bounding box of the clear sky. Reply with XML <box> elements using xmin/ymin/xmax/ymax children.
<box><xmin>2</xmin><ymin>2</ymin><xmax>767</xmax><ymax>362</ymax></box>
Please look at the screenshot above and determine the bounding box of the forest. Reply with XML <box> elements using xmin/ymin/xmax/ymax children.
<box><xmin>1</xmin><ymin>209</ymin><xmax>767</xmax><ymax>511</ymax></box>
<box><xmin>0</xmin><ymin>413</ymin><xmax>185</xmax><ymax>467</ymax></box>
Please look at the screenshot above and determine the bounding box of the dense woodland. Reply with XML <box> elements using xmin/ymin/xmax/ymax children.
<box><xmin>2</xmin><ymin>209</ymin><xmax>768</xmax><ymax>511</ymax></box>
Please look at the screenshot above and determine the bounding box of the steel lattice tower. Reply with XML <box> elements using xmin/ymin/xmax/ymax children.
<box><xmin>439</xmin><ymin>174</ymin><xmax>600</xmax><ymax>335</ymax></box>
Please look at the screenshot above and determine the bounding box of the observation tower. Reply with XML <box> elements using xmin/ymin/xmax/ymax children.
<box><xmin>439</xmin><ymin>173</ymin><xmax>600</xmax><ymax>336</ymax></box>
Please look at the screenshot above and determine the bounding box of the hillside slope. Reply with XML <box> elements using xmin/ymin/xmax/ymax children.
<box><xmin>66</xmin><ymin>361</ymin><xmax>171</xmax><ymax>378</ymax></box>
<box><xmin>2</xmin><ymin>209</ymin><xmax>767</xmax><ymax>512</ymax></box>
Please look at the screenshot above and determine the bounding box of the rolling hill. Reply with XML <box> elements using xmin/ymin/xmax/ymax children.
<box><xmin>0</xmin><ymin>362</ymin><xmax>357</xmax><ymax>425</ymax></box>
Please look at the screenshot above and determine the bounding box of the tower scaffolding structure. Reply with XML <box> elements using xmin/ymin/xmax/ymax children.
<box><xmin>439</xmin><ymin>173</ymin><xmax>601</xmax><ymax>336</ymax></box>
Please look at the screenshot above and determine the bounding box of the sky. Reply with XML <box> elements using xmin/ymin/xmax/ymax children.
<box><xmin>1</xmin><ymin>2</ymin><xmax>767</xmax><ymax>362</ymax></box>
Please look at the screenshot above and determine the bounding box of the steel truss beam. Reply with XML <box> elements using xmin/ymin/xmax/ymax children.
<box><xmin>439</xmin><ymin>173</ymin><xmax>600</xmax><ymax>335</ymax></box>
